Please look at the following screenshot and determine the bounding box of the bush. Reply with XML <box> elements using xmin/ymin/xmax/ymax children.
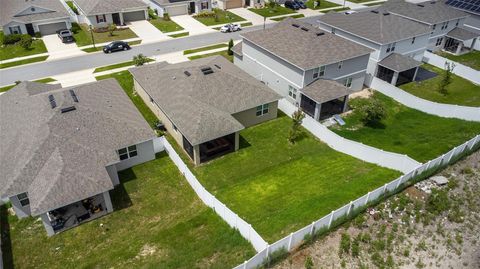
<box><xmin>19</xmin><ymin>35</ymin><xmax>33</xmax><ymax>49</ymax></box>
<box><xmin>133</xmin><ymin>54</ymin><xmax>149</xmax><ymax>66</ymax></box>
<box><xmin>3</xmin><ymin>34</ymin><xmax>24</xmax><ymax>45</ymax></box>
<box><xmin>148</xmin><ymin>7</ymin><xmax>158</xmax><ymax>19</ymax></box>
<box><xmin>227</xmin><ymin>39</ymin><xmax>234</xmax><ymax>56</ymax></box>
<box><xmin>108</xmin><ymin>23</ymin><xmax>117</xmax><ymax>36</ymax></box>
<box><xmin>67</xmin><ymin>1</ymin><xmax>79</xmax><ymax>15</ymax></box>
<box><xmin>34</xmin><ymin>32</ymin><xmax>42</xmax><ymax>38</ymax></box>
<box><xmin>71</xmin><ymin>23</ymin><xmax>81</xmax><ymax>34</ymax></box>
<box><xmin>163</xmin><ymin>12</ymin><xmax>171</xmax><ymax>21</ymax></box>
<box><xmin>356</xmin><ymin>96</ymin><xmax>387</xmax><ymax>126</ymax></box>
<box><xmin>194</xmin><ymin>10</ymin><xmax>216</xmax><ymax>18</ymax></box>
<box><xmin>426</xmin><ymin>189</ymin><xmax>450</xmax><ymax>215</ymax></box>
<box><xmin>304</xmin><ymin>256</ymin><xmax>314</xmax><ymax>269</ymax></box>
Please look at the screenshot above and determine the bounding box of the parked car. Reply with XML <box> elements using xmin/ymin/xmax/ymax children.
<box><xmin>285</xmin><ymin>0</ymin><xmax>301</xmax><ymax>10</ymax></box>
<box><xmin>294</xmin><ymin>0</ymin><xmax>307</xmax><ymax>9</ymax></box>
<box><xmin>220</xmin><ymin>23</ymin><xmax>242</xmax><ymax>33</ymax></box>
<box><xmin>57</xmin><ymin>29</ymin><xmax>74</xmax><ymax>43</ymax></box>
<box><xmin>103</xmin><ymin>41</ymin><xmax>131</xmax><ymax>53</ymax></box>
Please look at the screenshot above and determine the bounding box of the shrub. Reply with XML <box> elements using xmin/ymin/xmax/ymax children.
<box><xmin>148</xmin><ymin>7</ymin><xmax>158</xmax><ymax>19</ymax></box>
<box><xmin>3</xmin><ymin>34</ymin><xmax>24</xmax><ymax>45</ymax></box>
<box><xmin>133</xmin><ymin>54</ymin><xmax>149</xmax><ymax>66</ymax></box>
<box><xmin>304</xmin><ymin>256</ymin><xmax>314</xmax><ymax>269</ymax></box>
<box><xmin>339</xmin><ymin>233</ymin><xmax>351</xmax><ymax>256</ymax></box>
<box><xmin>288</xmin><ymin>109</ymin><xmax>305</xmax><ymax>144</ymax></box>
<box><xmin>438</xmin><ymin>62</ymin><xmax>455</xmax><ymax>95</ymax></box>
<box><xmin>356</xmin><ymin>96</ymin><xmax>387</xmax><ymax>126</ymax></box>
<box><xmin>227</xmin><ymin>39</ymin><xmax>234</xmax><ymax>56</ymax></box>
<box><xmin>108</xmin><ymin>23</ymin><xmax>117</xmax><ymax>36</ymax></box>
<box><xmin>71</xmin><ymin>23</ymin><xmax>81</xmax><ymax>34</ymax></box>
<box><xmin>163</xmin><ymin>12</ymin><xmax>171</xmax><ymax>21</ymax></box>
<box><xmin>19</xmin><ymin>35</ymin><xmax>33</xmax><ymax>50</ymax></box>
<box><xmin>34</xmin><ymin>32</ymin><xmax>42</xmax><ymax>38</ymax></box>
<box><xmin>67</xmin><ymin>1</ymin><xmax>79</xmax><ymax>15</ymax></box>
<box><xmin>426</xmin><ymin>189</ymin><xmax>450</xmax><ymax>215</ymax></box>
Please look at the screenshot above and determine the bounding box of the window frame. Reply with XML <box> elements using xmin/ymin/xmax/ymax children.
<box><xmin>9</xmin><ymin>26</ymin><xmax>21</xmax><ymax>34</ymax></box>
<box><xmin>288</xmin><ymin>85</ymin><xmax>297</xmax><ymax>100</ymax></box>
<box><xmin>313</xmin><ymin>67</ymin><xmax>319</xmax><ymax>79</ymax></box>
<box><xmin>17</xmin><ymin>192</ymin><xmax>30</xmax><ymax>207</ymax></box>
<box><xmin>256</xmin><ymin>103</ymin><xmax>270</xmax><ymax>117</ymax></box>
<box><xmin>344</xmin><ymin>77</ymin><xmax>353</xmax><ymax>88</ymax></box>
<box><xmin>117</xmin><ymin>145</ymin><xmax>138</xmax><ymax>161</ymax></box>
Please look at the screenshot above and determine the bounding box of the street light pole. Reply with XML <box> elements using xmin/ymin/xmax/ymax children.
<box><xmin>263</xmin><ymin>16</ymin><xmax>266</xmax><ymax>30</ymax></box>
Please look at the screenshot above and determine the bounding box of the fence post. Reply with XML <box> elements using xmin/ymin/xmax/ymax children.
<box><xmin>346</xmin><ymin>201</ymin><xmax>353</xmax><ymax>216</ymax></box>
<box><xmin>396</xmin><ymin>176</ymin><xmax>404</xmax><ymax>189</ymax></box>
<box><xmin>446</xmin><ymin>147</ymin><xmax>456</xmax><ymax>164</ymax></box>
<box><xmin>424</xmin><ymin>160</ymin><xmax>432</xmax><ymax>172</ymax></box>
<box><xmin>328</xmin><ymin>211</ymin><xmax>335</xmax><ymax>228</ymax></box>
<box><xmin>365</xmin><ymin>192</ymin><xmax>371</xmax><ymax>206</ymax></box>
<box><xmin>243</xmin><ymin>261</ymin><xmax>247</xmax><ymax>269</ymax></box>
<box><xmin>265</xmin><ymin>244</ymin><xmax>270</xmax><ymax>259</ymax></box>
<box><xmin>310</xmin><ymin>222</ymin><xmax>315</xmax><ymax>235</ymax></box>
<box><xmin>287</xmin><ymin>233</ymin><xmax>293</xmax><ymax>251</ymax></box>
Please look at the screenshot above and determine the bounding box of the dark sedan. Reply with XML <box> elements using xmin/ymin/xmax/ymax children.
<box><xmin>285</xmin><ymin>0</ymin><xmax>301</xmax><ymax>10</ymax></box>
<box><xmin>103</xmin><ymin>41</ymin><xmax>131</xmax><ymax>53</ymax></box>
<box><xmin>294</xmin><ymin>0</ymin><xmax>307</xmax><ymax>9</ymax></box>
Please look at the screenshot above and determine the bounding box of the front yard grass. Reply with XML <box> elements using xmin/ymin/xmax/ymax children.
<box><xmin>170</xmin><ymin>114</ymin><xmax>401</xmax><ymax>242</ymax></box>
<box><xmin>305</xmin><ymin>0</ymin><xmax>340</xmax><ymax>9</ymax></box>
<box><xmin>194</xmin><ymin>9</ymin><xmax>246</xmax><ymax>26</ymax></box>
<box><xmin>400</xmin><ymin>64</ymin><xmax>480</xmax><ymax>107</ymax></box>
<box><xmin>72</xmin><ymin>23</ymin><xmax>138</xmax><ymax>47</ymax></box>
<box><xmin>330</xmin><ymin>91</ymin><xmax>480</xmax><ymax>163</ymax></box>
<box><xmin>0</xmin><ymin>55</ymin><xmax>48</xmax><ymax>69</ymax></box>
<box><xmin>0</xmin><ymin>32</ymin><xmax>47</xmax><ymax>60</ymax></box>
<box><xmin>438</xmin><ymin>50</ymin><xmax>480</xmax><ymax>71</ymax></box>
<box><xmin>188</xmin><ymin>50</ymin><xmax>233</xmax><ymax>62</ymax></box>
<box><xmin>150</xmin><ymin>18</ymin><xmax>184</xmax><ymax>33</ymax></box>
<box><xmin>270</xmin><ymin>14</ymin><xmax>305</xmax><ymax>21</ymax></box>
<box><xmin>1</xmin><ymin>153</ymin><xmax>255</xmax><ymax>268</ymax></box>
<box><xmin>248</xmin><ymin>6</ymin><xmax>296</xmax><ymax>17</ymax></box>
<box><xmin>93</xmin><ymin>58</ymin><xmax>154</xmax><ymax>73</ymax></box>
<box><xmin>184</xmin><ymin>43</ymin><xmax>228</xmax><ymax>55</ymax></box>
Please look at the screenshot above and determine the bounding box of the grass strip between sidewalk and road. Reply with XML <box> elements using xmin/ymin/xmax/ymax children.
<box><xmin>168</xmin><ymin>32</ymin><xmax>189</xmax><ymax>38</ymax></box>
<box><xmin>271</xmin><ymin>14</ymin><xmax>305</xmax><ymax>21</ymax></box>
<box><xmin>183</xmin><ymin>43</ymin><xmax>228</xmax><ymax>55</ymax></box>
<box><xmin>0</xmin><ymin>77</ymin><xmax>57</xmax><ymax>92</ymax></box>
<box><xmin>0</xmin><ymin>56</ymin><xmax>48</xmax><ymax>69</ymax></box>
<box><xmin>187</xmin><ymin>50</ymin><xmax>233</xmax><ymax>62</ymax></box>
<box><xmin>93</xmin><ymin>58</ymin><xmax>154</xmax><ymax>73</ymax></box>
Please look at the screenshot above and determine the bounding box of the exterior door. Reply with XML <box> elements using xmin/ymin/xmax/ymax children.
<box><xmin>112</xmin><ymin>13</ymin><xmax>121</xmax><ymax>25</ymax></box>
<box><xmin>26</xmin><ymin>23</ymin><xmax>35</xmax><ymax>36</ymax></box>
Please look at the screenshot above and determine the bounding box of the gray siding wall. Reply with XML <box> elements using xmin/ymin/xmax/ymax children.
<box><xmin>106</xmin><ymin>164</ymin><xmax>120</xmax><ymax>186</ymax></box>
<box><xmin>377</xmin><ymin>34</ymin><xmax>430</xmax><ymax>60</ymax></box>
<box><xmin>86</xmin><ymin>14</ymin><xmax>114</xmax><ymax>27</ymax></box>
<box><xmin>9</xmin><ymin>195</ymin><xmax>31</xmax><ymax>219</ymax></box>
<box><xmin>232</xmin><ymin>101</ymin><xmax>278</xmax><ymax>127</ymax></box>
<box><xmin>115</xmin><ymin>139</ymin><xmax>155</xmax><ymax>171</ymax></box>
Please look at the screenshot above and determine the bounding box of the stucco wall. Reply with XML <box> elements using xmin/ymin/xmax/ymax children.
<box><xmin>232</xmin><ymin>101</ymin><xmax>278</xmax><ymax>128</ymax></box>
<box><xmin>115</xmin><ymin>139</ymin><xmax>155</xmax><ymax>171</ymax></box>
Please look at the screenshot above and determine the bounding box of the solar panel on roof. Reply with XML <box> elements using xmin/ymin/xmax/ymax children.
<box><xmin>446</xmin><ymin>0</ymin><xmax>480</xmax><ymax>14</ymax></box>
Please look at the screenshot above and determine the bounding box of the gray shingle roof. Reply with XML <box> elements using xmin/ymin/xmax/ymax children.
<box><xmin>232</xmin><ymin>42</ymin><xmax>243</xmax><ymax>56</ymax></box>
<box><xmin>73</xmin><ymin>0</ymin><xmax>148</xmax><ymax>15</ymax></box>
<box><xmin>446</xmin><ymin>27</ymin><xmax>479</xmax><ymax>41</ymax></box>
<box><xmin>129</xmin><ymin>56</ymin><xmax>281</xmax><ymax>146</ymax></box>
<box><xmin>241</xmin><ymin>18</ymin><xmax>373</xmax><ymax>70</ymax></box>
<box><xmin>378</xmin><ymin>53</ymin><xmax>421</xmax><ymax>72</ymax></box>
<box><xmin>319</xmin><ymin>8</ymin><xmax>432</xmax><ymax>44</ymax></box>
<box><xmin>0</xmin><ymin>79</ymin><xmax>155</xmax><ymax>216</ymax></box>
<box><xmin>1</xmin><ymin>0</ymin><xmax>69</xmax><ymax>26</ymax></box>
<box><xmin>383</xmin><ymin>0</ymin><xmax>468</xmax><ymax>25</ymax></box>
<box><xmin>301</xmin><ymin>79</ymin><xmax>350</xmax><ymax>104</ymax></box>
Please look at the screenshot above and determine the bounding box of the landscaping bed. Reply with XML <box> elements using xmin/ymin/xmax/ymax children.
<box><xmin>169</xmin><ymin>114</ymin><xmax>401</xmax><ymax>242</ymax></box>
<box><xmin>194</xmin><ymin>9</ymin><xmax>246</xmax><ymax>26</ymax></box>
<box><xmin>400</xmin><ymin>64</ymin><xmax>480</xmax><ymax>107</ymax></box>
<box><xmin>0</xmin><ymin>154</ymin><xmax>255</xmax><ymax>268</ymax></box>
<box><xmin>438</xmin><ymin>50</ymin><xmax>480</xmax><ymax>71</ymax></box>
<box><xmin>248</xmin><ymin>6</ymin><xmax>296</xmax><ymax>17</ymax></box>
<box><xmin>72</xmin><ymin>23</ymin><xmax>138</xmax><ymax>47</ymax></box>
<box><xmin>0</xmin><ymin>32</ymin><xmax>47</xmax><ymax>60</ymax></box>
<box><xmin>305</xmin><ymin>0</ymin><xmax>340</xmax><ymax>9</ymax></box>
<box><xmin>330</xmin><ymin>91</ymin><xmax>480</xmax><ymax>163</ymax></box>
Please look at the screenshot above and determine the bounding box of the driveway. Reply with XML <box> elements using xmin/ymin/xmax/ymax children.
<box><xmin>42</xmin><ymin>34</ymin><xmax>85</xmax><ymax>60</ymax></box>
<box><xmin>127</xmin><ymin>20</ymin><xmax>169</xmax><ymax>43</ymax></box>
<box><xmin>170</xmin><ymin>15</ymin><xmax>216</xmax><ymax>35</ymax></box>
<box><xmin>228</xmin><ymin>8</ymin><xmax>266</xmax><ymax>26</ymax></box>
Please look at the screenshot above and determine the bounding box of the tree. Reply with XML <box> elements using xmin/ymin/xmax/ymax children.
<box><xmin>19</xmin><ymin>35</ymin><xmax>32</xmax><ymax>50</ymax></box>
<box><xmin>288</xmin><ymin>109</ymin><xmax>305</xmax><ymax>144</ymax></box>
<box><xmin>357</xmin><ymin>96</ymin><xmax>387</xmax><ymax>126</ymax></box>
<box><xmin>133</xmin><ymin>54</ymin><xmax>149</xmax><ymax>66</ymax></box>
<box><xmin>108</xmin><ymin>23</ymin><xmax>116</xmax><ymax>36</ymax></box>
<box><xmin>227</xmin><ymin>39</ymin><xmax>234</xmax><ymax>56</ymax></box>
<box><xmin>438</xmin><ymin>62</ymin><xmax>455</xmax><ymax>95</ymax></box>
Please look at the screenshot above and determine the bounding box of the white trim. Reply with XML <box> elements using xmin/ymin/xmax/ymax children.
<box><xmin>330</xmin><ymin>69</ymin><xmax>367</xmax><ymax>80</ymax></box>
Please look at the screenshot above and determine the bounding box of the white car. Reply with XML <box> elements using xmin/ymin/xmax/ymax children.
<box><xmin>220</xmin><ymin>23</ymin><xmax>241</xmax><ymax>33</ymax></box>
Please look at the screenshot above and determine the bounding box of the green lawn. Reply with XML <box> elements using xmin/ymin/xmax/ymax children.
<box><xmin>93</xmin><ymin>58</ymin><xmax>154</xmax><ymax>73</ymax></box>
<box><xmin>400</xmin><ymin>64</ymin><xmax>480</xmax><ymax>107</ymax></box>
<box><xmin>0</xmin><ymin>32</ymin><xmax>47</xmax><ymax>60</ymax></box>
<box><xmin>306</xmin><ymin>0</ymin><xmax>340</xmax><ymax>9</ymax></box>
<box><xmin>66</xmin><ymin>1</ymin><xmax>79</xmax><ymax>14</ymax></box>
<box><xmin>184</xmin><ymin>43</ymin><xmax>228</xmax><ymax>55</ymax></box>
<box><xmin>0</xmin><ymin>55</ymin><xmax>48</xmax><ymax>69</ymax></box>
<box><xmin>187</xmin><ymin>50</ymin><xmax>233</xmax><ymax>62</ymax></box>
<box><xmin>438</xmin><ymin>50</ymin><xmax>480</xmax><ymax>71</ymax></box>
<box><xmin>194</xmin><ymin>9</ymin><xmax>246</xmax><ymax>26</ymax></box>
<box><xmin>331</xmin><ymin>7</ymin><xmax>351</xmax><ymax>11</ymax></box>
<box><xmin>150</xmin><ymin>18</ymin><xmax>184</xmax><ymax>33</ymax></box>
<box><xmin>271</xmin><ymin>14</ymin><xmax>305</xmax><ymax>21</ymax></box>
<box><xmin>72</xmin><ymin>23</ymin><xmax>138</xmax><ymax>47</ymax></box>
<box><xmin>170</xmin><ymin>114</ymin><xmax>401</xmax><ymax>242</ymax></box>
<box><xmin>348</xmin><ymin>0</ymin><xmax>376</xmax><ymax>2</ymax></box>
<box><xmin>0</xmin><ymin>78</ymin><xmax>57</xmax><ymax>92</ymax></box>
<box><xmin>330</xmin><ymin>92</ymin><xmax>480</xmax><ymax>163</ymax></box>
<box><xmin>363</xmin><ymin>1</ymin><xmax>386</xmax><ymax>6</ymax></box>
<box><xmin>168</xmin><ymin>32</ymin><xmax>189</xmax><ymax>38</ymax></box>
<box><xmin>248</xmin><ymin>6</ymin><xmax>296</xmax><ymax>17</ymax></box>
<box><xmin>1</xmin><ymin>154</ymin><xmax>255</xmax><ymax>268</ymax></box>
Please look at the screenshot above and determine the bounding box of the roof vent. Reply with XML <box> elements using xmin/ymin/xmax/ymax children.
<box><xmin>214</xmin><ymin>64</ymin><xmax>221</xmax><ymax>69</ymax></box>
<box><xmin>201</xmin><ymin>66</ymin><xmax>214</xmax><ymax>75</ymax></box>
<box><xmin>292</xmin><ymin>23</ymin><xmax>300</xmax><ymax>28</ymax></box>
<box><xmin>316</xmin><ymin>32</ymin><xmax>325</xmax><ymax>36</ymax></box>
<box><xmin>60</xmin><ymin>106</ymin><xmax>76</xmax><ymax>113</ymax></box>
<box><xmin>371</xmin><ymin>10</ymin><xmax>379</xmax><ymax>14</ymax></box>
<box><xmin>48</xmin><ymin>94</ymin><xmax>56</xmax><ymax>109</ymax></box>
<box><xmin>69</xmin><ymin>89</ymin><xmax>78</xmax><ymax>102</ymax></box>
<box><xmin>383</xmin><ymin>12</ymin><xmax>390</xmax><ymax>15</ymax></box>
<box><xmin>184</xmin><ymin>71</ymin><xmax>191</xmax><ymax>77</ymax></box>
<box><xmin>430</xmin><ymin>1</ymin><xmax>436</xmax><ymax>4</ymax></box>
<box><xmin>300</xmin><ymin>27</ymin><xmax>309</xmax><ymax>32</ymax></box>
<box><xmin>417</xmin><ymin>4</ymin><xmax>424</xmax><ymax>7</ymax></box>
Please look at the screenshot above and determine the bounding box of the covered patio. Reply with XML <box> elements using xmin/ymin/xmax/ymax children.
<box><xmin>377</xmin><ymin>53</ymin><xmax>421</xmax><ymax>86</ymax></box>
<box><xmin>443</xmin><ymin>27</ymin><xmax>479</xmax><ymax>56</ymax></box>
<box><xmin>300</xmin><ymin>79</ymin><xmax>350</xmax><ymax>121</ymax></box>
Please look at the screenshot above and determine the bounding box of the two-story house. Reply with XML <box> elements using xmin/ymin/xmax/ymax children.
<box><xmin>318</xmin><ymin>8</ymin><xmax>431</xmax><ymax>86</ymax></box>
<box><xmin>233</xmin><ymin>19</ymin><xmax>372</xmax><ymax>122</ymax></box>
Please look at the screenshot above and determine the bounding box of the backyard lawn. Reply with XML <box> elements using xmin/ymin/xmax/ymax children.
<box><xmin>170</xmin><ymin>114</ymin><xmax>401</xmax><ymax>242</ymax></box>
<box><xmin>1</xmin><ymin>154</ymin><xmax>255</xmax><ymax>269</ymax></box>
<box><xmin>150</xmin><ymin>18</ymin><xmax>184</xmax><ymax>33</ymax></box>
<box><xmin>400</xmin><ymin>64</ymin><xmax>480</xmax><ymax>107</ymax></box>
<box><xmin>72</xmin><ymin>23</ymin><xmax>138</xmax><ymax>47</ymax></box>
<box><xmin>248</xmin><ymin>6</ymin><xmax>296</xmax><ymax>17</ymax></box>
<box><xmin>331</xmin><ymin>92</ymin><xmax>480</xmax><ymax>163</ymax></box>
<box><xmin>438</xmin><ymin>50</ymin><xmax>480</xmax><ymax>71</ymax></box>
<box><xmin>305</xmin><ymin>0</ymin><xmax>340</xmax><ymax>9</ymax></box>
<box><xmin>0</xmin><ymin>32</ymin><xmax>47</xmax><ymax>60</ymax></box>
<box><xmin>194</xmin><ymin>9</ymin><xmax>246</xmax><ymax>26</ymax></box>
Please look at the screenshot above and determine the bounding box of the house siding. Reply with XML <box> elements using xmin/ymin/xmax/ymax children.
<box><xmin>10</xmin><ymin>195</ymin><xmax>31</xmax><ymax>219</ymax></box>
<box><xmin>232</xmin><ymin>101</ymin><xmax>278</xmax><ymax>128</ymax></box>
<box><xmin>106</xmin><ymin>164</ymin><xmax>120</xmax><ymax>186</ymax></box>
<box><xmin>115</xmin><ymin>139</ymin><xmax>155</xmax><ymax>171</ymax></box>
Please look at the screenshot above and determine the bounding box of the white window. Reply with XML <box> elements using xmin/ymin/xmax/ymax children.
<box><xmin>9</xmin><ymin>26</ymin><xmax>21</xmax><ymax>34</ymax></box>
<box><xmin>319</xmin><ymin>65</ymin><xmax>325</xmax><ymax>77</ymax></box>
<box><xmin>386</xmin><ymin>42</ymin><xmax>396</xmax><ymax>53</ymax></box>
<box><xmin>256</xmin><ymin>103</ymin><xmax>269</xmax><ymax>116</ymax></box>
<box><xmin>118</xmin><ymin>145</ymin><xmax>138</xmax><ymax>160</ymax></box>
<box><xmin>344</xmin><ymin>77</ymin><xmax>353</xmax><ymax>88</ymax></box>
<box><xmin>288</xmin><ymin>85</ymin><xmax>297</xmax><ymax>100</ymax></box>
<box><xmin>411</xmin><ymin>37</ymin><xmax>416</xmax><ymax>44</ymax></box>
<box><xmin>17</xmin><ymin>192</ymin><xmax>30</xmax><ymax>207</ymax></box>
<box><xmin>313</xmin><ymin>66</ymin><xmax>325</xmax><ymax>79</ymax></box>
<box><xmin>338</xmin><ymin>61</ymin><xmax>343</xmax><ymax>69</ymax></box>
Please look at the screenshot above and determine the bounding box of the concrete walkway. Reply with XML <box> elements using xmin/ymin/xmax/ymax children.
<box><xmin>171</xmin><ymin>15</ymin><xmax>216</xmax><ymax>35</ymax></box>
<box><xmin>370</xmin><ymin>77</ymin><xmax>480</xmax><ymax>122</ymax></box>
<box><xmin>279</xmin><ymin>98</ymin><xmax>422</xmax><ymax>174</ymax></box>
<box><xmin>127</xmin><ymin>21</ymin><xmax>170</xmax><ymax>43</ymax></box>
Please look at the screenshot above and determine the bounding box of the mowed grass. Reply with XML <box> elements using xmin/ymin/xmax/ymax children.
<box><xmin>400</xmin><ymin>64</ymin><xmax>480</xmax><ymax>107</ymax></box>
<box><xmin>331</xmin><ymin>92</ymin><xmax>480</xmax><ymax>163</ymax></box>
<box><xmin>93</xmin><ymin>58</ymin><xmax>154</xmax><ymax>73</ymax></box>
<box><xmin>184</xmin><ymin>43</ymin><xmax>228</xmax><ymax>55</ymax></box>
<box><xmin>0</xmin><ymin>55</ymin><xmax>48</xmax><ymax>69</ymax></box>
<box><xmin>248</xmin><ymin>6</ymin><xmax>296</xmax><ymax>17</ymax></box>
<box><xmin>194</xmin><ymin>9</ymin><xmax>246</xmax><ymax>26</ymax></box>
<box><xmin>1</xmin><ymin>153</ymin><xmax>255</xmax><ymax>269</ymax></box>
<box><xmin>168</xmin><ymin>32</ymin><xmax>189</xmax><ymax>38</ymax></box>
<box><xmin>171</xmin><ymin>114</ymin><xmax>401</xmax><ymax>242</ymax></box>
<box><xmin>150</xmin><ymin>18</ymin><xmax>184</xmax><ymax>33</ymax></box>
<box><xmin>0</xmin><ymin>77</ymin><xmax>57</xmax><ymax>92</ymax></box>
<box><xmin>0</xmin><ymin>32</ymin><xmax>47</xmax><ymax>60</ymax></box>
<box><xmin>305</xmin><ymin>0</ymin><xmax>340</xmax><ymax>9</ymax></box>
<box><xmin>438</xmin><ymin>50</ymin><xmax>480</xmax><ymax>71</ymax></box>
<box><xmin>188</xmin><ymin>50</ymin><xmax>233</xmax><ymax>62</ymax></box>
<box><xmin>270</xmin><ymin>14</ymin><xmax>305</xmax><ymax>21</ymax></box>
<box><xmin>72</xmin><ymin>23</ymin><xmax>138</xmax><ymax>47</ymax></box>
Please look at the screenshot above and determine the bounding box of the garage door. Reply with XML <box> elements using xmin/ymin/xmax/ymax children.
<box><xmin>38</xmin><ymin>22</ymin><xmax>67</xmax><ymax>35</ymax></box>
<box><xmin>225</xmin><ymin>0</ymin><xmax>242</xmax><ymax>9</ymax></box>
<box><xmin>166</xmin><ymin>5</ymin><xmax>188</xmax><ymax>16</ymax></box>
<box><xmin>123</xmin><ymin>10</ymin><xmax>146</xmax><ymax>22</ymax></box>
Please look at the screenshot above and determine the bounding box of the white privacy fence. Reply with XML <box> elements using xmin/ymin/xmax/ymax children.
<box><xmin>278</xmin><ymin>99</ymin><xmax>421</xmax><ymax>173</ymax></box>
<box><xmin>423</xmin><ymin>51</ymin><xmax>480</xmax><ymax>85</ymax></box>
<box><xmin>371</xmin><ymin>78</ymin><xmax>480</xmax><ymax>122</ymax></box>
<box><xmin>153</xmin><ymin>137</ymin><xmax>268</xmax><ymax>252</ymax></box>
<box><xmin>233</xmin><ymin>134</ymin><xmax>480</xmax><ymax>269</ymax></box>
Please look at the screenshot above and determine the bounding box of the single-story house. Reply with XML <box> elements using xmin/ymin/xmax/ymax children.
<box><xmin>0</xmin><ymin>79</ymin><xmax>156</xmax><ymax>236</ymax></box>
<box><xmin>1</xmin><ymin>0</ymin><xmax>72</xmax><ymax>36</ymax></box>
<box><xmin>148</xmin><ymin>0</ymin><xmax>212</xmax><ymax>17</ymax></box>
<box><xmin>71</xmin><ymin>0</ymin><xmax>149</xmax><ymax>27</ymax></box>
<box><xmin>130</xmin><ymin>56</ymin><xmax>281</xmax><ymax>165</ymax></box>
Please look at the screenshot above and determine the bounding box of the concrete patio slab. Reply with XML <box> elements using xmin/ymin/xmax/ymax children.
<box><xmin>170</xmin><ymin>15</ymin><xmax>216</xmax><ymax>35</ymax></box>
<box><xmin>127</xmin><ymin>20</ymin><xmax>170</xmax><ymax>43</ymax></box>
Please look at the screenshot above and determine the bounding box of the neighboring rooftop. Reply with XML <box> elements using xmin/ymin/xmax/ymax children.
<box><xmin>72</xmin><ymin>0</ymin><xmax>148</xmax><ymax>15</ymax></box>
<box><xmin>129</xmin><ymin>56</ymin><xmax>281</xmax><ymax>146</ymax></box>
<box><xmin>446</xmin><ymin>0</ymin><xmax>480</xmax><ymax>15</ymax></box>
<box><xmin>383</xmin><ymin>0</ymin><xmax>468</xmax><ymax>25</ymax></box>
<box><xmin>0</xmin><ymin>0</ymin><xmax>69</xmax><ymax>26</ymax></box>
<box><xmin>240</xmin><ymin>18</ymin><xmax>373</xmax><ymax>70</ymax></box>
<box><xmin>319</xmin><ymin>7</ymin><xmax>431</xmax><ymax>44</ymax></box>
<box><xmin>0</xmin><ymin>79</ymin><xmax>155</xmax><ymax>216</ymax></box>
<box><xmin>301</xmin><ymin>79</ymin><xmax>351</xmax><ymax>104</ymax></box>
<box><xmin>446</xmin><ymin>26</ymin><xmax>479</xmax><ymax>41</ymax></box>
<box><xmin>378</xmin><ymin>53</ymin><xmax>421</xmax><ymax>72</ymax></box>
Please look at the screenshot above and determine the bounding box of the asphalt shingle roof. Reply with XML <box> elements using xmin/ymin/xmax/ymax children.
<box><xmin>73</xmin><ymin>0</ymin><xmax>147</xmax><ymax>15</ymax></box>
<box><xmin>241</xmin><ymin>18</ymin><xmax>373</xmax><ymax>70</ymax></box>
<box><xmin>446</xmin><ymin>27</ymin><xmax>479</xmax><ymax>41</ymax></box>
<box><xmin>301</xmin><ymin>79</ymin><xmax>351</xmax><ymax>104</ymax></box>
<box><xmin>0</xmin><ymin>0</ymin><xmax>69</xmax><ymax>26</ymax></box>
<box><xmin>129</xmin><ymin>56</ymin><xmax>281</xmax><ymax>146</ymax></box>
<box><xmin>0</xmin><ymin>79</ymin><xmax>155</xmax><ymax>216</ymax></box>
<box><xmin>378</xmin><ymin>53</ymin><xmax>421</xmax><ymax>72</ymax></box>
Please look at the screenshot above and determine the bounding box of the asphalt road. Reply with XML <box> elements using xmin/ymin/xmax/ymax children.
<box><xmin>0</xmin><ymin>15</ymin><xmax>322</xmax><ymax>86</ymax></box>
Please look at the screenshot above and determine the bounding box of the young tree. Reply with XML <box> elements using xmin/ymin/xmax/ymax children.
<box><xmin>108</xmin><ymin>23</ymin><xmax>116</xmax><ymax>36</ymax></box>
<box><xmin>288</xmin><ymin>109</ymin><xmax>305</xmax><ymax>144</ymax></box>
<box><xmin>438</xmin><ymin>62</ymin><xmax>455</xmax><ymax>95</ymax></box>
<box><xmin>357</xmin><ymin>96</ymin><xmax>387</xmax><ymax>126</ymax></box>
<box><xmin>19</xmin><ymin>35</ymin><xmax>32</xmax><ymax>50</ymax></box>
<box><xmin>133</xmin><ymin>54</ymin><xmax>149</xmax><ymax>66</ymax></box>
<box><xmin>227</xmin><ymin>39</ymin><xmax>234</xmax><ymax>56</ymax></box>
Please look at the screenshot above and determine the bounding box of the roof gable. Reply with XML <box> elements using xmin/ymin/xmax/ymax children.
<box><xmin>15</xmin><ymin>5</ymin><xmax>55</xmax><ymax>17</ymax></box>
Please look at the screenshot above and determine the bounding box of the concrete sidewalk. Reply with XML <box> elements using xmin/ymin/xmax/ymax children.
<box><xmin>171</xmin><ymin>15</ymin><xmax>216</xmax><ymax>36</ymax></box>
<box><xmin>127</xmin><ymin>21</ymin><xmax>170</xmax><ymax>43</ymax></box>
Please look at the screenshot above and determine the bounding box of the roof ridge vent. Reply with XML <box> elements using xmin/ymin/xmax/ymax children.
<box><xmin>48</xmin><ymin>94</ymin><xmax>56</xmax><ymax>109</ymax></box>
<box><xmin>69</xmin><ymin>89</ymin><xmax>78</xmax><ymax>102</ymax></box>
<box><xmin>292</xmin><ymin>23</ymin><xmax>300</xmax><ymax>28</ymax></box>
<box><xmin>300</xmin><ymin>27</ymin><xmax>309</xmax><ymax>31</ymax></box>
<box><xmin>201</xmin><ymin>66</ymin><xmax>214</xmax><ymax>75</ymax></box>
<box><xmin>371</xmin><ymin>10</ymin><xmax>379</xmax><ymax>14</ymax></box>
<box><xmin>60</xmin><ymin>106</ymin><xmax>76</xmax><ymax>113</ymax></box>
<box><xmin>184</xmin><ymin>71</ymin><xmax>191</xmax><ymax>77</ymax></box>
<box><xmin>417</xmin><ymin>4</ymin><xmax>424</xmax><ymax>7</ymax></box>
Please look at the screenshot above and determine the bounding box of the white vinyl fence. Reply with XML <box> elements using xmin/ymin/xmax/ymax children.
<box><xmin>154</xmin><ymin>137</ymin><xmax>268</xmax><ymax>252</ymax></box>
<box><xmin>233</xmin><ymin>134</ymin><xmax>480</xmax><ymax>269</ymax></box>
<box><xmin>371</xmin><ymin>78</ymin><xmax>480</xmax><ymax>122</ymax></box>
<box><xmin>279</xmin><ymin>99</ymin><xmax>421</xmax><ymax>173</ymax></box>
<box><xmin>423</xmin><ymin>51</ymin><xmax>480</xmax><ymax>85</ymax></box>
